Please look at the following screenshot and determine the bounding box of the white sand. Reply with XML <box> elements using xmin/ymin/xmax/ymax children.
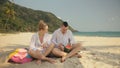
<box><xmin>0</xmin><ymin>32</ymin><xmax>120</xmax><ymax>68</ymax></box>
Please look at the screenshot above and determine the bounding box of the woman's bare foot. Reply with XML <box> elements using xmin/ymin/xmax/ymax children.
<box><xmin>36</xmin><ymin>60</ymin><xmax>41</xmax><ymax>64</ymax></box>
<box><xmin>47</xmin><ymin>58</ymin><xmax>56</xmax><ymax>64</ymax></box>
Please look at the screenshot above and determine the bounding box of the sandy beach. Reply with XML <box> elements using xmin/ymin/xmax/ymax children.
<box><xmin>0</xmin><ymin>32</ymin><xmax>120</xmax><ymax>68</ymax></box>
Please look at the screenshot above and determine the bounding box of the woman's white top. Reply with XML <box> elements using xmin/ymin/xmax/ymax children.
<box><xmin>29</xmin><ymin>32</ymin><xmax>51</xmax><ymax>53</ymax></box>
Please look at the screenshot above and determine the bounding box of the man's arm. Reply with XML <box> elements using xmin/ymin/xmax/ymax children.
<box><xmin>51</xmin><ymin>31</ymin><xmax>58</xmax><ymax>46</ymax></box>
<box><xmin>69</xmin><ymin>30</ymin><xmax>76</xmax><ymax>45</ymax></box>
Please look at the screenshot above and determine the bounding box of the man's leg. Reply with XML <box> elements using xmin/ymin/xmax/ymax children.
<box><xmin>52</xmin><ymin>48</ymin><xmax>67</xmax><ymax>57</ymax></box>
<box><xmin>61</xmin><ymin>43</ymin><xmax>81</xmax><ymax>62</ymax></box>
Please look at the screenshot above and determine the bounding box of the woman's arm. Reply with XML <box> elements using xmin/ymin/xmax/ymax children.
<box><xmin>29</xmin><ymin>34</ymin><xmax>36</xmax><ymax>50</ymax></box>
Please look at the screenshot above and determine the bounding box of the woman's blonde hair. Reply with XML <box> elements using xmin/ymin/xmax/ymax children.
<box><xmin>39</xmin><ymin>20</ymin><xmax>48</xmax><ymax>30</ymax></box>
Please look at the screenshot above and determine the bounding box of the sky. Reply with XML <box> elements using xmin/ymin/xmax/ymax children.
<box><xmin>13</xmin><ymin>0</ymin><xmax>120</xmax><ymax>32</ymax></box>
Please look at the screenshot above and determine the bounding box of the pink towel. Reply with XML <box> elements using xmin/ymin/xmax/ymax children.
<box><xmin>14</xmin><ymin>49</ymin><xmax>27</xmax><ymax>59</ymax></box>
<box><xmin>10</xmin><ymin>48</ymin><xmax>32</xmax><ymax>64</ymax></box>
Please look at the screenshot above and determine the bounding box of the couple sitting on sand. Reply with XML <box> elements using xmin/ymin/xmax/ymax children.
<box><xmin>28</xmin><ymin>20</ymin><xmax>81</xmax><ymax>64</ymax></box>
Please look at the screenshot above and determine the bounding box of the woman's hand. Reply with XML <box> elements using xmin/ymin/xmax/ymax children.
<box><xmin>42</xmin><ymin>43</ymin><xmax>48</xmax><ymax>48</ymax></box>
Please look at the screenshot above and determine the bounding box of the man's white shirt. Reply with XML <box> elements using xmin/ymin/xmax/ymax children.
<box><xmin>51</xmin><ymin>28</ymin><xmax>75</xmax><ymax>47</ymax></box>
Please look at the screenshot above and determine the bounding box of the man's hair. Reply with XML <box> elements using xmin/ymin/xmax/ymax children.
<box><xmin>62</xmin><ymin>21</ymin><xmax>68</xmax><ymax>27</ymax></box>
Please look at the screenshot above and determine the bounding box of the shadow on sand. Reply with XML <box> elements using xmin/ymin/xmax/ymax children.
<box><xmin>84</xmin><ymin>45</ymin><xmax>120</xmax><ymax>66</ymax></box>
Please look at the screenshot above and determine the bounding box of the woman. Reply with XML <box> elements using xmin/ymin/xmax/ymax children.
<box><xmin>28</xmin><ymin>20</ymin><xmax>56</xmax><ymax>64</ymax></box>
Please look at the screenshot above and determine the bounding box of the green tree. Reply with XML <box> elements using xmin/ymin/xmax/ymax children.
<box><xmin>4</xmin><ymin>0</ymin><xmax>15</xmax><ymax>31</ymax></box>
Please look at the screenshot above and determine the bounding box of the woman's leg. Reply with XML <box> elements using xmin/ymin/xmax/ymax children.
<box><xmin>28</xmin><ymin>49</ymin><xmax>42</xmax><ymax>59</ymax></box>
<box><xmin>40</xmin><ymin>55</ymin><xmax>56</xmax><ymax>63</ymax></box>
<box><xmin>43</xmin><ymin>43</ymin><xmax>54</xmax><ymax>56</ymax></box>
<box><xmin>28</xmin><ymin>49</ymin><xmax>56</xmax><ymax>64</ymax></box>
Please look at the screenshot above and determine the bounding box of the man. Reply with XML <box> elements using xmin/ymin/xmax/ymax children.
<box><xmin>51</xmin><ymin>22</ymin><xmax>81</xmax><ymax>62</ymax></box>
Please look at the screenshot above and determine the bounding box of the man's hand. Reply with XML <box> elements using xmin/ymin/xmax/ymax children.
<box><xmin>58</xmin><ymin>43</ymin><xmax>64</xmax><ymax>51</ymax></box>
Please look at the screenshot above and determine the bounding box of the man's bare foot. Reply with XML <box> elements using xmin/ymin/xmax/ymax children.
<box><xmin>61</xmin><ymin>56</ymin><xmax>66</xmax><ymax>63</ymax></box>
<box><xmin>47</xmin><ymin>58</ymin><xmax>56</xmax><ymax>64</ymax></box>
<box><xmin>77</xmin><ymin>54</ymin><xmax>82</xmax><ymax>58</ymax></box>
<box><xmin>76</xmin><ymin>53</ymin><xmax>82</xmax><ymax>58</ymax></box>
<box><xmin>36</xmin><ymin>60</ymin><xmax>41</xmax><ymax>64</ymax></box>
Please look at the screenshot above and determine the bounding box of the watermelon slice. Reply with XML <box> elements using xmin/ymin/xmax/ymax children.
<box><xmin>64</xmin><ymin>45</ymin><xmax>72</xmax><ymax>53</ymax></box>
<box><xmin>65</xmin><ymin>45</ymin><xmax>72</xmax><ymax>49</ymax></box>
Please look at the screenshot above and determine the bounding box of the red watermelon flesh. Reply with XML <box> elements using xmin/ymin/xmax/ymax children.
<box><xmin>65</xmin><ymin>45</ymin><xmax>72</xmax><ymax>49</ymax></box>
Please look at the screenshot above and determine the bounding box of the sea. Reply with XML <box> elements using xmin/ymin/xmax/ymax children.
<box><xmin>73</xmin><ymin>32</ymin><xmax>120</xmax><ymax>37</ymax></box>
